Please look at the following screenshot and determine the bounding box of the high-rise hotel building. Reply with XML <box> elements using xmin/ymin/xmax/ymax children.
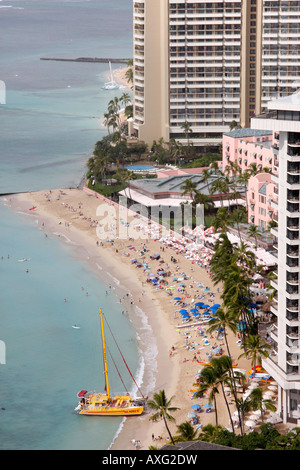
<box><xmin>252</xmin><ymin>92</ymin><xmax>300</xmax><ymax>425</ymax></box>
<box><xmin>132</xmin><ymin>1</ymin><xmax>300</xmax><ymax>148</ymax></box>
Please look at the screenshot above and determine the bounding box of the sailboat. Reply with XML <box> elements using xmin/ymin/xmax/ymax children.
<box><xmin>102</xmin><ymin>61</ymin><xmax>120</xmax><ymax>90</ymax></box>
<box><xmin>75</xmin><ymin>309</ymin><xmax>146</xmax><ymax>416</ymax></box>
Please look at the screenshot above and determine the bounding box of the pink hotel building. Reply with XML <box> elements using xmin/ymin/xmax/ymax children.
<box><xmin>222</xmin><ymin>128</ymin><xmax>279</xmax><ymax>230</ymax></box>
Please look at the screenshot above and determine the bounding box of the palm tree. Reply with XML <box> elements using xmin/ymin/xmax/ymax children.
<box><xmin>201</xmin><ymin>167</ymin><xmax>212</xmax><ymax>193</ymax></box>
<box><xmin>235</xmin><ymin>396</ymin><xmax>252</xmax><ymax>435</ymax></box>
<box><xmin>181</xmin><ymin>121</ymin><xmax>193</xmax><ymax>159</ymax></box>
<box><xmin>194</xmin><ymin>189</ymin><xmax>214</xmax><ymax>213</ymax></box>
<box><xmin>209</xmin><ymin>232</ymin><xmax>236</xmax><ymax>286</ymax></box>
<box><xmin>147</xmin><ymin>390</ymin><xmax>179</xmax><ymax>445</ymax></box>
<box><xmin>248</xmin><ymin>224</ymin><xmax>260</xmax><ymax>249</ymax></box>
<box><xmin>207</xmin><ymin>307</ymin><xmax>237</xmax><ymax>359</ymax></box>
<box><xmin>93</xmin><ymin>150</ymin><xmax>111</xmax><ymax>183</ymax></box>
<box><xmin>238</xmin><ymin>333</ymin><xmax>271</xmax><ymax>372</ymax></box>
<box><xmin>210</xmin><ymin>356</ymin><xmax>237</xmax><ymax>433</ymax></box>
<box><xmin>103</xmin><ymin>111</ymin><xmax>117</xmax><ymax>134</ymax></box>
<box><xmin>212</xmin><ymin>207</ymin><xmax>231</xmax><ymax>233</ymax></box>
<box><xmin>196</xmin><ymin>357</ymin><xmax>238</xmax><ymax>431</ymax></box>
<box><xmin>248</xmin><ymin>162</ymin><xmax>258</xmax><ymax>177</ymax></box>
<box><xmin>107</xmin><ymin>97</ymin><xmax>122</xmax><ymax>131</ymax></box>
<box><xmin>237</xmin><ymin>170</ymin><xmax>251</xmax><ymax>213</ymax></box>
<box><xmin>120</xmin><ymin>92</ymin><xmax>131</xmax><ymax>108</ymax></box>
<box><xmin>219</xmin><ymin>265</ymin><xmax>255</xmax><ymax>339</ymax></box>
<box><xmin>198</xmin><ymin>424</ymin><xmax>224</xmax><ymax>442</ymax></box>
<box><xmin>248</xmin><ymin>387</ymin><xmax>277</xmax><ymax>424</ymax></box>
<box><xmin>181</xmin><ymin>120</ymin><xmax>192</xmax><ymax>145</ymax></box>
<box><xmin>209</xmin><ymin>174</ymin><xmax>230</xmax><ymax>208</ymax></box>
<box><xmin>175</xmin><ymin>421</ymin><xmax>199</xmax><ymax>442</ymax></box>
<box><xmin>180</xmin><ymin>178</ymin><xmax>198</xmax><ymax>202</ymax></box>
<box><xmin>168</xmin><ymin>138</ymin><xmax>183</xmax><ymax>166</ymax></box>
<box><xmin>232</xmin><ymin>240</ymin><xmax>256</xmax><ymax>271</ymax></box>
<box><xmin>125</xmin><ymin>59</ymin><xmax>133</xmax><ymax>88</ymax></box>
<box><xmin>195</xmin><ymin>363</ymin><xmax>220</xmax><ymax>426</ymax></box>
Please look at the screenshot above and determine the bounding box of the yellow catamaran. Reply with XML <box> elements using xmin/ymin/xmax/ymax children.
<box><xmin>75</xmin><ymin>309</ymin><xmax>146</xmax><ymax>416</ymax></box>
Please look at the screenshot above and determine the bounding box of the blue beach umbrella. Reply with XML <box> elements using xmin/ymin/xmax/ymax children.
<box><xmin>203</xmin><ymin>403</ymin><xmax>213</xmax><ymax>409</ymax></box>
<box><xmin>190</xmin><ymin>308</ymin><xmax>198</xmax><ymax>313</ymax></box>
<box><xmin>179</xmin><ymin>309</ymin><xmax>189</xmax><ymax>314</ymax></box>
<box><xmin>191</xmin><ymin>404</ymin><xmax>201</xmax><ymax>410</ymax></box>
<box><xmin>174</xmin><ymin>297</ymin><xmax>181</xmax><ymax>300</ymax></box>
<box><xmin>195</xmin><ymin>302</ymin><xmax>204</xmax><ymax>307</ymax></box>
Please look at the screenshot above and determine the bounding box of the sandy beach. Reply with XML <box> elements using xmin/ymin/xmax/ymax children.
<box><xmin>9</xmin><ymin>187</ymin><xmax>285</xmax><ymax>450</ymax></box>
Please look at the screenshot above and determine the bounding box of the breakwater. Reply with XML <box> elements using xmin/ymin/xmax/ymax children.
<box><xmin>40</xmin><ymin>57</ymin><xmax>130</xmax><ymax>64</ymax></box>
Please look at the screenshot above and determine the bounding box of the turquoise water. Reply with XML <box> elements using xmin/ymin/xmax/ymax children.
<box><xmin>124</xmin><ymin>165</ymin><xmax>154</xmax><ymax>172</ymax></box>
<box><xmin>0</xmin><ymin>0</ymin><xmax>133</xmax><ymax>193</ymax></box>
<box><xmin>0</xmin><ymin>0</ymin><xmax>153</xmax><ymax>450</ymax></box>
<box><xmin>0</xmin><ymin>201</ymin><xmax>142</xmax><ymax>450</ymax></box>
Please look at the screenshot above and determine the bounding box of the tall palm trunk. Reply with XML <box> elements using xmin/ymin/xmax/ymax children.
<box><xmin>163</xmin><ymin>415</ymin><xmax>175</xmax><ymax>445</ymax></box>
<box><xmin>220</xmin><ymin>383</ymin><xmax>235</xmax><ymax>433</ymax></box>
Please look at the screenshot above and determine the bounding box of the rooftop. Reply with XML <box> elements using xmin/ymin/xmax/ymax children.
<box><xmin>129</xmin><ymin>174</ymin><xmax>215</xmax><ymax>197</ymax></box>
<box><xmin>223</xmin><ymin>129</ymin><xmax>273</xmax><ymax>139</ymax></box>
<box><xmin>268</xmin><ymin>90</ymin><xmax>300</xmax><ymax>111</ymax></box>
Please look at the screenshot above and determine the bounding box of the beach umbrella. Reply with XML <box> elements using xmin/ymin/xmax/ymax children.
<box><xmin>174</xmin><ymin>297</ymin><xmax>181</xmax><ymax>301</ymax></box>
<box><xmin>249</xmin><ymin>414</ymin><xmax>259</xmax><ymax>421</ymax></box>
<box><xmin>191</xmin><ymin>404</ymin><xmax>201</xmax><ymax>410</ymax></box>
<box><xmin>190</xmin><ymin>308</ymin><xmax>198</xmax><ymax>313</ymax></box>
<box><xmin>212</xmin><ymin>304</ymin><xmax>221</xmax><ymax>309</ymax></box>
<box><xmin>195</xmin><ymin>302</ymin><xmax>204</xmax><ymax>307</ymax></box>
<box><xmin>201</xmin><ymin>304</ymin><xmax>210</xmax><ymax>309</ymax></box>
<box><xmin>188</xmin><ymin>412</ymin><xmax>197</xmax><ymax>418</ymax></box>
<box><xmin>203</xmin><ymin>403</ymin><xmax>213</xmax><ymax>409</ymax></box>
<box><xmin>248</xmin><ymin>383</ymin><xmax>259</xmax><ymax>390</ymax></box>
<box><xmin>245</xmin><ymin>420</ymin><xmax>256</xmax><ymax>427</ymax></box>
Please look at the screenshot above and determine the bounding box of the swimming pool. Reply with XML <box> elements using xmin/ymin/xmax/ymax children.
<box><xmin>124</xmin><ymin>165</ymin><xmax>155</xmax><ymax>172</ymax></box>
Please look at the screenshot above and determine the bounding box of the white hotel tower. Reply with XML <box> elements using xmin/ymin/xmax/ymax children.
<box><xmin>133</xmin><ymin>0</ymin><xmax>300</xmax><ymax>148</ymax></box>
<box><xmin>252</xmin><ymin>92</ymin><xmax>300</xmax><ymax>424</ymax></box>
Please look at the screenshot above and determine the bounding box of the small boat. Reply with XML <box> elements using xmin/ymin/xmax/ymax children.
<box><xmin>102</xmin><ymin>61</ymin><xmax>120</xmax><ymax>90</ymax></box>
<box><xmin>72</xmin><ymin>325</ymin><xmax>81</xmax><ymax>329</ymax></box>
<box><xmin>29</xmin><ymin>206</ymin><xmax>37</xmax><ymax>211</ymax></box>
<box><xmin>75</xmin><ymin>309</ymin><xmax>146</xmax><ymax>416</ymax></box>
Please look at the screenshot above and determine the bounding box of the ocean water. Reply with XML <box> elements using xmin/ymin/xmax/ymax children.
<box><xmin>0</xmin><ymin>0</ymin><xmax>133</xmax><ymax>194</ymax></box>
<box><xmin>0</xmin><ymin>201</ymin><xmax>144</xmax><ymax>450</ymax></box>
<box><xmin>0</xmin><ymin>0</ymin><xmax>156</xmax><ymax>450</ymax></box>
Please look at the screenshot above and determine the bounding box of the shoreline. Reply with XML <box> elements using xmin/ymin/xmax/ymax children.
<box><xmin>7</xmin><ymin>188</ymin><xmax>180</xmax><ymax>450</ymax></box>
<box><xmin>5</xmin><ymin>188</ymin><xmax>287</xmax><ymax>450</ymax></box>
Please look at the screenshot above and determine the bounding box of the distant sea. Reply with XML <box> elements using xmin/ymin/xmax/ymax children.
<box><xmin>0</xmin><ymin>0</ymin><xmax>156</xmax><ymax>450</ymax></box>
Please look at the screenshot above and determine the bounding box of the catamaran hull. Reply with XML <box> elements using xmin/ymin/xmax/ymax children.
<box><xmin>78</xmin><ymin>406</ymin><xmax>144</xmax><ymax>416</ymax></box>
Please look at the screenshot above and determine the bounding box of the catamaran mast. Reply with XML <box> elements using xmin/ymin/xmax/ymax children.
<box><xmin>100</xmin><ymin>309</ymin><xmax>110</xmax><ymax>400</ymax></box>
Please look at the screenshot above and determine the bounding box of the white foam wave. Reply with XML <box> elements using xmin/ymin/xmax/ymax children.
<box><xmin>134</xmin><ymin>306</ymin><xmax>158</xmax><ymax>396</ymax></box>
<box><xmin>108</xmin><ymin>417</ymin><xmax>126</xmax><ymax>450</ymax></box>
<box><xmin>106</xmin><ymin>271</ymin><xmax>120</xmax><ymax>286</ymax></box>
<box><xmin>53</xmin><ymin>232</ymin><xmax>78</xmax><ymax>245</ymax></box>
<box><xmin>0</xmin><ymin>5</ymin><xmax>24</xmax><ymax>8</ymax></box>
